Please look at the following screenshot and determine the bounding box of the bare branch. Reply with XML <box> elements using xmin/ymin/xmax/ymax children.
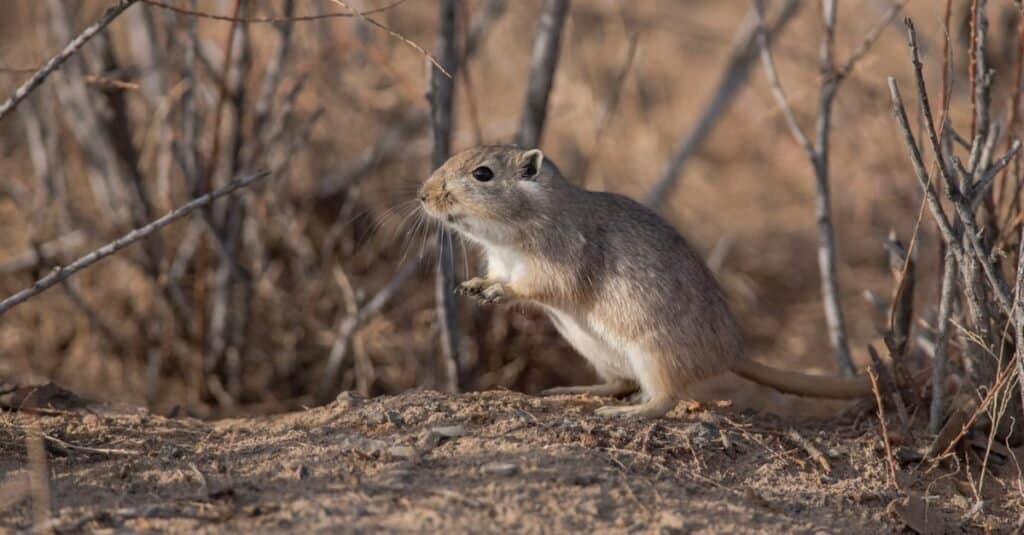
<box><xmin>330</xmin><ymin>0</ymin><xmax>451</xmax><ymax>78</ymax></box>
<box><xmin>317</xmin><ymin>258</ymin><xmax>420</xmax><ymax>400</ymax></box>
<box><xmin>1016</xmin><ymin>223</ymin><xmax>1024</xmax><ymax>414</ymax></box>
<box><xmin>0</xmin><ymin>0</ymin><xmax>139</xmax><ymax>123</ymax></box>
<box><xmin>645</xmin><ymin>0</ymin><xmax>800</xmax><ymax>208</ymax></box>
<box><xmin>581</xmin><ymin>31</ymin><xmax>639</xmax><ymax>182</ymax></box>
<box><xmin>930</xmin><ymin>250</ymin><xmax>957</xmax><ymax>433</ymax></box>
<box><xmin>140</xmin><ymin>0</ymin><xmax>408</xmax><ymax>23</ymax></box>
<box><xmin>515</xmin><ymin>0</ymin><xmax>570</xmax><ymax>148</ymax></box>
<box><xmin>464</xmin><ymin>0</ymin><xmax>507</xmax><ymax>60</ymax></box>
<box><xmin>887</xmin><ymin>78</ymin><xmax>962</xmax><ymax>259</ymax></box>
<box><xmin>430</xmin><ymin>0</ymin><xmax>462</xmax><ymax>394</ymax></box>
<box><xmin>0</xmin><ymin>171</ymin><xmax>269</xmax><ymax>318</ymax></box>
<box><xmin>0</xmin><ymin>233</ymin><xmax>84</xmax><ymax>274</ymax></box>
<box><xmin>754</xmin><ymin>0</ymin><xmax>855</xmax><ymax>376</ymax></box>
<box><xmin>971</xmin><ymin>140</ymin><xmax>1022</xmax><ymax>209</ymax></box>
<box><xmin>835</xmin><ymin>0</ymin><xmax>909</xmax><ymax>79</ymax></box>
<box><xmin>753</xmin><ymin>0</ymin><xmax>814</xmax><ymax>160</ymax></box>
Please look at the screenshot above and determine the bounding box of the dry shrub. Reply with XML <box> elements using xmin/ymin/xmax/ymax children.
<box><xmin>0</xmin><ymin>1</ymin><xmax>1020</xmax><ymax>445</ymax></box>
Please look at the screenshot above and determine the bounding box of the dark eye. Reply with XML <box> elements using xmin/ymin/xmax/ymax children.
<box><xmin>472</xmin><ymin>166</ymin><xmax>494</xmax><ymax>182</ymax></box>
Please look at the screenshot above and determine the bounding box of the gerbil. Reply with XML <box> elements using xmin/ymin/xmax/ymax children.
<box><xmin>418</xmin><ymin>145</ymin><xmax>871</xmax><ymax>418</ymax></box>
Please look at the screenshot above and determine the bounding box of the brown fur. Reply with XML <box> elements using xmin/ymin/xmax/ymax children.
<box><xmin>420</xmin><ymin>145</ymin><xmax>870</xmax><ymax>418</ymax></box>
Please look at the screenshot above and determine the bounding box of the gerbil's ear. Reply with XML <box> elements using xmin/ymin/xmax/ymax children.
<box><xmin>520</xmin><ymin>149</ymin><xmax>544</xmax><ymax>180</ymax></box>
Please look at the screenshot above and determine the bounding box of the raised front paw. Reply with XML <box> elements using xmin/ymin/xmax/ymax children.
<box><xmin>477</xmin><ymin>283</ymin><xmax>509</xmax><ymax>304</ymax></box>
<box><xmin>455</xmin><ymin>277</ymin><xmax>490</xmax><ymax>298</ymax></box>
<box><xmin>455</xmin><ymin>278</ymin><xmax>510</xmax><ymax>304</ymax></box>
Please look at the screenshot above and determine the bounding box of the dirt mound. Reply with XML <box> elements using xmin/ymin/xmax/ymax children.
<box><xmin>0</xmin><ymin>388</ymin><xmax>1017</xmax><ymax>533</ymax></box>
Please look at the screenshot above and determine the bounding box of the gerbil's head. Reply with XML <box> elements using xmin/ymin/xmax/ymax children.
<box><xmin>418</xmin><ymin>145</ymin><xmax>565</xmax><ymax>246</ymax></box>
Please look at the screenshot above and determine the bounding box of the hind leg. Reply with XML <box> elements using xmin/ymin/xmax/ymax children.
<box><xmin>594</xmin><ymin>350</ymin><xmax>683</xmax><ymax>419</ymax></box>
<box><xmin>542</xmin><ymin>379</ymin><xmax>637</xmax><ymax>397</ymax></box>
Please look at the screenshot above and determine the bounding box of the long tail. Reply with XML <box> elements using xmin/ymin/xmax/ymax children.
<box><xmin>732</xmin><ymin>359</ymin><xmax>872</xmax><ymax>399</ymax></box>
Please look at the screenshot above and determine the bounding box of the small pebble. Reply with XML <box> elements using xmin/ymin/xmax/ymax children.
<box><xmin>384</xmin><ymin>410</ymin><xmax>405</xmax><ymax>428</ymax></box>
<box><xmin>388</xmin><ymin>445</ymin><xmax>417</xmax><ymax>459</ymax></box>
<box><xmin>481</xmin><ymin>462</ymin><xmax>519</xmax><ymax>476</ymax></box>
<box><xmin>431</xmin><ymin>425</ymin><xmax>465</xmax><ymax>438</ymax></box>
<box><xmin>335</xmin><ymin>391</ymin><xmax>364</xmax><ymax>410</ymax></box>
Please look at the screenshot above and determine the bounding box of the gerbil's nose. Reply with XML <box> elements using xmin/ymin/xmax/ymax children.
<box><xmin>418</xmin><ymin>192</ymin><xmax>427</xmax><ymax>203</ymax></box>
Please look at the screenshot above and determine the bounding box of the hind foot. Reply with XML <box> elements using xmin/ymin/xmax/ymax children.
<box><xmin>542</xmin><ymin>379</ymin><xmax>637</xmax><ymax>398</ymax></box>
<box><xmin>594</xmin><ymin>397</ymin><xmax>677</xmax><ymax>419</ymax></box>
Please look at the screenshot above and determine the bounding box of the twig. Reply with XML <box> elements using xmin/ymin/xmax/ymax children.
<box><xmin>785</xmin><ymin>429</ymin><xmax>831</xmax><ymax>474</ymax></box>
<box><xmin>885</xmin><ymin>229</ymin><xmax>917</xmax><ymax>360</ymax></box>
<box><xmin>0</xmin><ymin>232</ymin><xmax>84</xmax><ymax>274</ymax></box>
<box><xmin>430</xmin><ymin>0</ymin><xmax>461</xmax><ymax>394</ymax></box>
<box><xmin>317</xmin><ymin>258</ymin><xmax>420</xmax><ymax>400</ymax></box>
<box><xmin>41</xmin><ymin>433</ymin><xmax>141</xmax><ymax>456</ymax></box>
<box><xmin>931</xmin><ymin>250</ymin><xmax>957</xmax><ymax>433</ymax></box>
<box><xmin>252</xmin><ymin>0</ymin><xmax>295</xmax><ymax>148</ymax></box>
<box><xmin>903</xmin><ymin>18</ymin><xmax>1018</xmax><ymax>322</ymax></box>
<box><xmin>60</xmin><ymin>279</ymin><xmax>127</xmax><ymax>354</ymax></box>
<box><xmin>82</xmin><ymin>74</ymin><xmax>140</xmax><ymax>91</ymax></box>
<box><xmin>936</xmin><ymin>358</ymin><xmax>1019</xmax><ymax>459</ymax></box>
<box><xmin>753</xmin><ymin>0</ymin><xmax>855</xmax><ymax>376</ymax></box>
<box><xmin>887</xmin><ymin>77</ymin><xmax>963</xmax><ymax>261</ymax></box>
<box><xmin>754</xmin><ymin>0</ymin><xmax>813</xmax><ymax>156</ymax></box>
<box><xmin>867</xmin><ymin>367</ymin><xmax>899</xmax><ymax>488</ymax></box>
<box><xmin>141</xmin><ymin>0</ymin><xmax>408</xmax><ymax>23</ymax></box>
<box><xmin>644</xmin><ymin>0</ymin><xmax>800</xmax><ymax>208</ymax></box>
<box><xmin>581</xmin><ymin>31</ymin><xmax>639</xmax><ymax>182</ymax></box>
<box><xmin>515</xmin><ymin>0</ymin><xmax>570</xmax><ymax>148</ymax></box>
<box><xmin>201</xmin><ymin>0</ymin><xmax>243</xmax><ymax>191</ymax></box>
<box><xmin>0</xmin><ymin>171</ymin><xmax>269</xmax><ymax>317</ymax></box>
<box><xmin>464</xmin><ymin>0</ymin><xmax>507</xmax><ymax>60</ymax></box>
<box><xmin>835</xmin><ymin>0</ymin><xmax>910</xmax><ymax>79</ymax></box>
<box><xmin>867</xmin><ymin>345</ymin><xmax>909</xmax><ymax>428</ymax></box>
<box><xmin>1015</xmin><ymin>222</ymin><xmax>1024</xmax><ymax>414</ymax></box>
<box><xmin>0</xmin><ymin>0</ymin><xmax>139</xmax><ymax>123</ymax></box>
<box><xmin>329</xmin><ymin>0</ymin><xmax>450</xmax><ymax>78</ymax></box>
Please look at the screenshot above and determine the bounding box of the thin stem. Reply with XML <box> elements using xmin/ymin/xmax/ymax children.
<box><xmin>0</xmin><ymin>171</ymin><xmax>269</xmax><ymax>317</ymax></box>
<box><xmin>515</xmin><ymin>0</ymin><xmax>570</xmax><ymax>148</ymax></box>
<box><xmin>430</xmin><ymin>0</ymin><xmax>462</xmax><ymax>394</ymax></box>
<box><xmin>645</xmin><ymin>0</ymin><xmax>800</xmax><ymax>208</ymax></box>
<box><xmin>0</xmin><ymin>0</ymin><xmax>139</xmax><ymax>123</ymax></box>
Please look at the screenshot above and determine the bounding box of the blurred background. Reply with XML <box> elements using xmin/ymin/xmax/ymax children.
<box><xmin>0</xmin><ymin>0</ymin><xmax>1017</xmax><ymax>419</ymax></box>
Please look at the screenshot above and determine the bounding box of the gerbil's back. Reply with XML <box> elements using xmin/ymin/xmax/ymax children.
<box><xmin>579</xmin><ymin>190</ymin><xmax>744</xmax><ymax>373</ymax></box>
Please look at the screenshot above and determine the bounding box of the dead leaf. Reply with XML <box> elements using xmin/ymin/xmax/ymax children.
<box><xmin>888</xmin><ymin>492</ymin><xmax>946</xmax><ymax>535</ymax></box>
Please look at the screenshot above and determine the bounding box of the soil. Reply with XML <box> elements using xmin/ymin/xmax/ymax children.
<box><xmin>1</xmin><ymin>386</ymin><xmax>1019</xmax><ymax>533</ymax></box>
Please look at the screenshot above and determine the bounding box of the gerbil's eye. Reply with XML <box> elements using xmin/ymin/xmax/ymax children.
<box><xmin>472</xmin><ymin>166</ymin><xmax>494</xmax><ymax>182</ymax></box>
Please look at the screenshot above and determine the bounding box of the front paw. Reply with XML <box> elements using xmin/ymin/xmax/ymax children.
<box><xmin>455</xmin><ymin>278</ymin><xmax>509</xmax><ymax>304</ymax></box>
<box><xmin>455</xmin><ymin>277</ymin><xmax>490</xmax><ymax>298</ymax></box>
<box><xmin>477</xmin><ymin>283</ymin><xmax>508</xmax><ymax>304</ymax></box>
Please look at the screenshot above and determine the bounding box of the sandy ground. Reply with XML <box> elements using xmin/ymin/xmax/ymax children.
<box><xmin>2</xmin><ymin>385</ymin><xmax>1020</xmax><ymax>534</ymax></box>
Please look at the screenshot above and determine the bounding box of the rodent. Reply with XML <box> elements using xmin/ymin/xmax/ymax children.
<box><xmin>418</xmin><ymin>145</ymin><xmax>872</xmax><ymax>418</ymax></box>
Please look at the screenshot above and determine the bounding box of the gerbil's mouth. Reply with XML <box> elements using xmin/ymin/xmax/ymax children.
<box><xmin>419</xmin><ymin>192</ymin><xmax>464</xmax><ymax>226</ymax></box>
<box><xmin>419</xmin><ymin>199</ymin><xmax>447</xmax><ymax>222</ymax></box>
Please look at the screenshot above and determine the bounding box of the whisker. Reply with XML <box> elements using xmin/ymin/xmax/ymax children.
<box><xmin>459</xmin><ymin>234</ymin><xmax>471</xmax><ymax>280</ymax></box>
<box><xmin>399</xmin><ymin>209</ymin><xmax>425</xmax><ymax>264</ymax></box>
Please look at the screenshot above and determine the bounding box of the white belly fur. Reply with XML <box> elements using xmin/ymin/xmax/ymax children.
<box><xmin>484</xmin><ymin>245</ymin><xmax>649</xmax><ymax>390</ymax></box>
<box><xmin>544</xmin><ymin>307</ymin><xmax>634</xmax><ymax>381</ymax></box>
